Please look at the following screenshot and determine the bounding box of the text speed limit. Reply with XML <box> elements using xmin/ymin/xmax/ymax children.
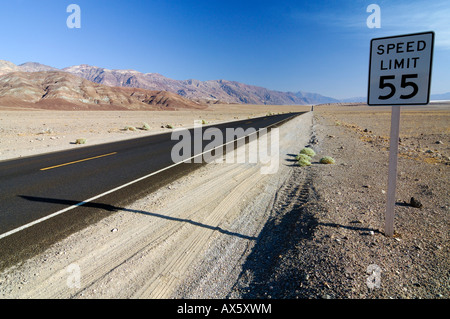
<box><xmin>368</xmin><ymin>32</ymin><xmax>434</xmax><ymax>106</ymax></box>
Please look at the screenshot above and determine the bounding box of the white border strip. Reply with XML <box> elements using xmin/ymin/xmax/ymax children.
<box><xmin>0</xmin><ymin>115</ymin><xmax>297</xmax><ymax>240</ymax></box>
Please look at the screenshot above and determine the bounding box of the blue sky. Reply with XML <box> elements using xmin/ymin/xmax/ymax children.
<box><xmin>0</xmin><ymin>0</ymin><xmax>449</xmax><ymax>99</ymax></box>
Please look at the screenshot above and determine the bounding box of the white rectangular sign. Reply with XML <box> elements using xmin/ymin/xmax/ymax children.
<box><xmin>368</xmin><ymin>31</ymin><xmax>434</xmax><ymax>105</ymax></box>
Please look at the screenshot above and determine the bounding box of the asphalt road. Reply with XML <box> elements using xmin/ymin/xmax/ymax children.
<box><xmin>0</xmin><ymin>112</ymin><xmax>304</xmax><ymax>268</ymax></box>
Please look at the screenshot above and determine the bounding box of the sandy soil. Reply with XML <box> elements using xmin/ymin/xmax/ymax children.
<box><xmin>0</xmin><ymin>103</ymin><xmax>448</xmax><ymax>299</ymax></box>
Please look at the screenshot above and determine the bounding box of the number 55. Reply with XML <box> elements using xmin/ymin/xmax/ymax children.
<box><xmin>378</xmin><ymin>74</ymin><xmax>419</xmax><ymax>100</ymax></box>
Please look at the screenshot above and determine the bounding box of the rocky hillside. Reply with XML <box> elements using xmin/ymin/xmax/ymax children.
<box><xmin>0</xmin><ymin>60</ymin><xmax>20</xmax><ymax>76</ymax></box>
<box><xmin>0</xmin><ymin>70</ymin><xmax>207</xmax><ymax>110</ymax></box>
<box><xmin>18</xmin><ymin>62</ymin><xmax>59</xmax><ymax>72</ymax></box>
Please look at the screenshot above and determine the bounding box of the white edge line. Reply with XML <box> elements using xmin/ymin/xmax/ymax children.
<box><xmin>0</xmin><ymin>115</ymin><xmax>297</xmax><ymax>240</ymax></box>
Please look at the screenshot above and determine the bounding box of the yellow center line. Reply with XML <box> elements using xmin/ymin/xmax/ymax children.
<box><xmin>40</xmin><ymin>152</ymin><xmax>117</xmax><ymax>171</ymax></box>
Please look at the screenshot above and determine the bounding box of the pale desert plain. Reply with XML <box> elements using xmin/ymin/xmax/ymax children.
<box><xmin>0</xmin><ymin>102</ymin><xmax>448</xmax><ymax>299</ymax></box>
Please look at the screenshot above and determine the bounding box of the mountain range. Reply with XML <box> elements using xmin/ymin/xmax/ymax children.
<box><xmin>60</xmin><ymin>63</ymin><xmax>339</xmax><ymax>105</ymax></box>
<box><xmin>0</xmin><ymin>61</ymin><xmax>207</xmax><ymax>110</ymax></box>
<box><xmin>1</xmin><ymin>60</ymin><xmax>447</xmax><ymax>109</ymax></box>
<box><xmin>0</xmin><ymin>60</ymin><xmax>341</xmax><ymax>106</ymax></box>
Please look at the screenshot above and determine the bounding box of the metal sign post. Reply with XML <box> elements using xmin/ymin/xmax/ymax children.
<box><xmin>368</xmin><ymin>31</ymin><xmax>434</xmax><ymax>237</ymax></box>
<box><xmin>385</xmin><ymin>105</ymin><xmax>401</xmax><ymax>237</ymax></box>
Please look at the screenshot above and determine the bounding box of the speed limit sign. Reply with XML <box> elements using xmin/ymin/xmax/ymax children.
<box><xmin>367</xmin><ymin>31</ymin><xmax>434</xmax><ymax>237</ymax></box>
<box><xmin>368</xmin><ymin>31</ymin><xmax>434</xmax><ymax>105</ymax></box>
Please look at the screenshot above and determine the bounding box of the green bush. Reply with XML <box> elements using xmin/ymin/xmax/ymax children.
<box><xmin>300</xmin><ymin>147</ymin><xmax>316</xmax><ymax>157</ymax></box>
<box><xmin>297</xmin><ymin>158</ymin><xmax>312</xmax><ymax>167</ymax></box>
<box><xmin>320</xmin><ymin>156</ymin><xmax>335</xmax><ymax>164</ymax></box>
<box><xmin>124</xmin><ymin>126</ymin><xmax>137</xmax><ymax>131</ymax></box>
<box><xmin>142</xmin><ymin>122</ymin><xmax>150</xmax><ymax>130</ymax></box>
<box><xmin>75</xmin><ymin>138</ymin><xmax>87</xmax><ymax>144</ymax></box>
<box><xmin>295</xmin><ymin>154</ymin><xmax>311</xmax><ymax>162</ymax></box>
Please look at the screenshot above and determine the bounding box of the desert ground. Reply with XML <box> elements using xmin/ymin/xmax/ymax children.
<box><xmin>0</xmin><ymin>104</ymin><xmax>308</xmax><ymax>161</ymax></box>
<box><xmin>0</xmin><ymin>102</ymin><xmax>448</xmax><ymax>299</ymax></box>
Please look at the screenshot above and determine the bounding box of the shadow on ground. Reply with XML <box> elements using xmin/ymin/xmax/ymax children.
<box><xmin>228</xmin><ymin>170</ymin><xmax>320</xmax><ymax>298</ymax></box>
<box><xmin>19</xmin><ymin>195</ymin><xmax>257</xmax><ymax>241</ymax></box>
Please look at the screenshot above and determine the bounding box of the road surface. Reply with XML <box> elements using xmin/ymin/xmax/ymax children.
<box><xmin>0</xmin><ymin>112</ymin><xmax>303</xmax><ymax>269</ymax></box>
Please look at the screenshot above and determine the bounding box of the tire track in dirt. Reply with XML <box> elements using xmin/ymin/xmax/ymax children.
<box><xmin>134</xmin><ymin>165</ymin><xmax>266</xmax><ymax>298</ymax></box>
